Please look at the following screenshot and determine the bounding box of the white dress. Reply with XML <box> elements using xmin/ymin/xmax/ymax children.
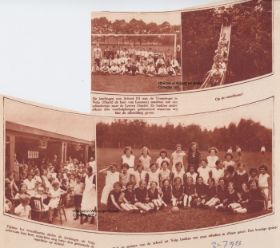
<box><xmin>139</xmin><ymin>155</ymin><xmax>151</xmax><ymax>171</ymax></box>
<box><xmin>100</xmin><ymin>171</ymin><xmax>120</xmax><ymax>205</ymax></box>
<box><xmin>171</xmin><ymin>151</ymin><xmax>186</xmax><ymax>171</ymax></box>
<box><xmin>48</xmin><ymin>189</ymin><xmax>62</xmax><ymax>208</ymax></box>
<box><xmin>121</xmin><ymin>154</ymin><xmax>135</xmax><ymax>170</ymax></box>
<box><xmin>81</xmin><ymin>174</ymin><xmax>97</xmax><ymax>212</ymax></box>
<box><xmin>207</xmin><ymin>155</ymin><xmax>219</xmax><ymax>169</ymax></box>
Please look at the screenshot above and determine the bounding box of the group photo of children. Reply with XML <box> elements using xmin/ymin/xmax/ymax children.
<box><xmin>4</xmin><ymin>98</ymin><xmax>97</xmax><ymax>230</ymax></box>
<box><xmin>96</xmin><ymin>99</ymin><xmax>273</xmax><ymax>232</ymax></box>
<box><xmin>91</xmin><ymin>11</ymin><xmax>182</xmax><ymax>93</ymax></box>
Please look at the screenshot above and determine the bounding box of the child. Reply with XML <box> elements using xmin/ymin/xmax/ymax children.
<box><xmin>185</xmin><ymin>165</ymin><xmax>198</xmax><ymax>185</ymax></box>
<box><xmin>135</xmin><ymin>180</ymin><xmax>154</xmax><ymax>212</ymax></box>
<box><xmin>161</xmin><ymin>179</ymin><xmax>172</xmax><ymax>205</ymax></box>
<box><xmin>159</xmin><ymin>161</ymin><xmax>171</xmax><ymax>185</ymax></box>
<box><xmin>23</xmin><ymin>173</ymin><xmax>36</xmax><ymax>196</ymax></box>
<box><xmin>14</xmin><ymin>184</ymin><xmax>30</xmax><ymax>200</ymax></box>
<box><xmin>193</xmin><ymin>176</ymin><xmax>208</xmax><ymax>207</ymax></box>
<box><xmin>147</xmin><ymin>163</ymin><xmax>160</xmax><ymax>187</ymax></box>
<box><xmin>139</xmin><ymin>146</ymin><xmax>151</xmax><ymax>171</ymax></box>
<box><xmin>223</xmin><ymin>153</ymin><xmax>235</xmax><ymax>169</ymax></box>
<box><xmin>183</xmin><ymin>176</ymin><xmax>195</xmax><ymax>208</ymax></box>
<box><xmin>121</xmin><ymin>146</ymin><xmax>135</xmax><ymax>171</ymax></box>
<box><xmin>120</xmin><ymin>163</ymin><xmax>130</xmax><ymax>188</ymax></box>
<box><xmin>211</xmin><ymin>160</ymin><xmax>224</xmax><ymax>185</ymax></box>
<box><xmin>248</xmin><ymin>168</ymin><xmax>259</xmax><ymax>184</ymax></box>
<box><xmin>107</xmin><ymin>182</ymin><xmax>122</xmax><ymax>212</ymax></box>
<box><xmin>148</xmin><ymin>181</ymin><xmax>166</xmax><ymax>210</ymax></box>
<box><xmin>172</xmin><ymin>162</ymin><xmax>185</xmax><ymax>183</ymax></box>
<box><xmin>187</xmin><ymin>142</ymin><xmax>201</xmax><ymax>171</ymax></box>
<box><xmin>235</xmin><ymin>163</ymin><xmax>249</xmax><ymax>192</ymax></box>
<box><xmin>172</xmin><ymin>177</ymin><xmax>184</xmax><ymax>207</ymax></box>
<box><xmin>205</xmin><ymin>178</ymin><xmax>218</xmax><ymax>207</ymax></box>
<box><xmin>47</xmin><ymin>181</ymin><xmax>66</xmax><ymax>223</ymax></box>
<box><xmin>216</xmin><ymin>178</ymin><xmax>227</xmax><ymax>206</ymax></box>
<box><xmin>216</xmin><ymin>181</ymin><xmax>239</xmax><ymax>212</ymax></box>
<box><xmin>120</xmin><ymin>182</ymin><xmax>138</xmax><ymax>212</ymax></box>
<box><xmin>207</xmin><ymin>147</ymin><xmax>219</xmax><ymax>169</ymax></box>
<box><xmin>100</xmin><ymin>163</ymin><xmax>120</xmax><ymax>205</ymax></box>
<box><xmin>237</xmin><ymin>182</ymin><xmax>250</xmax><ymax>207</ymax></box>
<box><xmin>14</xmin><ymin>196</ymin><xmax>31</xmax><ymax>219</ymax></box>
<box><xmin>133</xmin><ymin>163</ymin><xmax>148</xmax><ymax>187</ymax></box>
<box><xmin>73</xmin><ymin>175</ymin><xmax>84</xmax><ymax>220</ymax></box>
<box><xmin>5</xmin><ymin>173</ymin><xmax>19</xmax><ymax>199</ymax></box>
<box><xmin>258</xmin><ymin>165</ymin><xmax>271</xmax><ymax>210</ymax></box>
<box><xmin>197</xmin><ymin>159</ymin><xmax>211</xmax><ymax>185</ymax></box>
<box><xmin>171</xmin><ymin>144</ymin><xmax>186</xmax><ymax>172</ymax></box>
<box><xmin>156</xmin><ymin>149</ymin><xmax>170</xmax><ymax>168</ymax></box>
<box><xmin>246</xmin><ymin>180</ymin><xmax>265</xmax><ymax>213</ymax></box>
<box><xmin>224</xmin><ymin>166</ymin><xmax>237</xmax><ymax>186</ymax></box>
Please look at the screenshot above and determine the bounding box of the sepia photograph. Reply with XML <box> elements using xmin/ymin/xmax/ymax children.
<box><xmin>4</xmin><ymin>98</ymin><xmax>97</xmax><ymax>230</ymax></box>
<box><xmin>96</xmin><ymin>98</ymin><xmax>273</xmax><ymax>232</ymax></box>
<box><xmin>91</xmin><ymin>11</ymin><xmax>182</xmax><ymax>93</ymax></box>
<box><xmin>181</xmin><ymin>0</ymin><xmax>272</xmax><ymax>90</ymax></box>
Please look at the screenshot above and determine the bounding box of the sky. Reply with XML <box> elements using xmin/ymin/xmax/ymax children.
<box><xmin>0</xmin><ymin>0</ymin><xmax>220</xmax><ymax>113</ymax></box>
<box><xmin>98</xmin><ymin>98</ymin><xmax>274</xmax><ymax>130</ymax></box>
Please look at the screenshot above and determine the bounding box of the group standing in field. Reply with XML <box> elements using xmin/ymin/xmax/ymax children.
<box><xmin>100</xmin><ymin>143</ymin><xmax>271</xmax><ymax>215</ymax></box>
<box><xmin>92</xmin><ymin>44</ymin><xmax>181</xmax><ymax>77</ymax></box>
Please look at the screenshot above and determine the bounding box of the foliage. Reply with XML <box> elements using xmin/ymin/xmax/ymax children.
<box><xmin>96</xmin><ymin>118</ymin><xmax>272</xmax><ymax>152</ymax></box>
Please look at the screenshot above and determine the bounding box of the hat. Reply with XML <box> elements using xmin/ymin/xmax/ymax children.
<box><xmin>208</xmin><ymin>147</ymin><xmax>218</xmax><ymax>153</ymax></box>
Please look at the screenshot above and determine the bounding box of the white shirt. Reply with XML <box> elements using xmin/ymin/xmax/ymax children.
<box><xmin>133</xmin><ymin>170</ymin><xmax>148</xmax><ymax>187</ymax></box>
<box><xmin>156</xmin><ymin>157</ymin><xmax>170</xmax><ymax>167</ymax></box>
<box><xmin>139</xmin><ymin>155</ymin><xmax>151</xmax><ymax>171</ymax></box>
<box><xmin>173</xmin><ymin>169</ymin><xmax>185</xmax><ymax>182</ymax></box>
<box><xmin>14</xmin><ymin>204</ymin><xmax>31</xmax><ymax>219</ymax></box>
<box><xmin>148</xmin><ymin>170</ymin><xmax>160</xmax><ymax>186</ymax></box>
<box><xmin>171</xmin><ymin>151</ymin><xmax>186</xmax><ymax>169</ymax></box>
<box><xmin>105</xmin><ymin>171</ymin><xmax>120</xmax><ymax>188</ymax></box>
<box><xmin>197</xmin><ymin>166</ymin><xmax>211</xmax><ymax>185</ymax></box>
<box><xmin>258</xmin><ymin>173</ymin><xmax>270</xmax><ymax>188</ymax></box>
<box><xmin>121</xmin><ymin>154</ymin><xmax>135</xmax><ymax>169</ymax></box>
<box><xmin>207</xmin><ymin>155</ymin><xmax>219</xmax><ymax>169</ymax></box>
<box><xmin>159</xmin><ymin>169</ymin><xmax>171</xmax><ymax>181</ymax></box>
<box><xmin>223</xmin><ymin>160</ymin><xmax>235</xmax><ymax>169</ymax></box>
<box><xmin>185</xmin><ymin>172</ymin><xmax>198</xmax><ymax>184</ymax></box>
<box><xmin>211</xmin><ymin>168</ymin><xmax>225</xmax><ymax>184</ymax></box>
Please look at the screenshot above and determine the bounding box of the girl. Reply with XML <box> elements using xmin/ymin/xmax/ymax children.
<box><xmin>161</xmin><ymin>179</ymin><xmax>172</xmax><ymax>205</ymax></box>
<box><xmin>147</xmin><ymin>163</ymin><xmax>160</xmax><ymax>187</ymax></box>
<box><xmin>120</xmin><ymin>182</ymin><xmax>138</xmax><ymax>212</ymax></box>
<box><xmin>224</xmin><ymin>166</ymin><xmax>237</xmax><ymax>186</ymax></box>
<box><xmin>73</xmin><ymin>175</ymin><xmax>84</xmax><ymax>220</ymax></box>
<box><xmin>120</xmin><ymin>163</ymin><xmax>130</xmax><ymax>189</ymax></box>
<box><xmin>248</xmin><ymin>168</ymin><xmax>259</xmax><ymax>184</ymax></box>
<box><xmin>139</xmin><ymin>146</ymin><xmax>151</xmax><ymax>171</ymax></box>
<box><xmin>100</xmin><ymin>163</ymin><xmax>120</xmax><ymax>205</ymax></box>
<box><xmin>246</xmin><ymin>180</ymin><xmax>265</xmax><ymax>213</ymax></box>
<box><xmin>216</xmin><ymin>181</ymin><xmax>239</xmax><ymax>212</ymax></box>
<box><xmin>14</xmin><ymin>184</ymin><xmax>30</xmax><ymax>200</ymax></box>
<box><xmin>205</xmin><ymin>178</ymin><xmax>218</xmax><ymax>207</ymax></box>
<box><xmin>5</xmin><ymin>173</ymin><xmax>19</xmax><ymax>199</ymax></box>
<box><xmin>183</xmin><ymin>176</ymin><xmax>195</xmax><ymax>208</ymax></box>
<box><xmin>156</xmin><ymin>149</ymin><xmax>170</xmax><ymax>168</ymax></box>
<box><xmin>185</xmin><ymin>165</ymin><xmax>198</xmax><ymax>185</ymax></box>
<box><xmin>187</xmin><ymin>142</ymin><xmax>201</xmax><ymax>171</ymax></box>
<box><xmin>159</xmin><ymin>161</ymin><xmax>171</xmax><ymax>185</ymax></box>
<box><xmin>48</xmin><ymin>181</ymin><xmax>66</xmax><ymax>223</ymax></box>
<box><xmin>211</xmin><ymin>160</ymin><xmax>224</xmax><ymax>185</ymax></box>
<box><xmin>135</xmin><ymin>180</ymin><xmax>154</xmax><ymax>212</ymax></box>
<box><xmin>121</xmin><ymin>146</ymin><xmax>135</xmax><ymax>171</ymax></box>
<box><xmin>148</xmin><ymin>181</ymin><xmax>166</xmax><ymax>210</ymax></box>
<box><xmin>171</xmin><ymin>144</ymin><xmax>186</xmax><ymax>172</ymax></box>
<box><xmin>237</xmin><ymin>182</ymin><xmax>250</xmax><ymax>207</ymax></box>
<box><xmin>134</xmin><ymin>163</ymin><xmax>148</xmax><ymax>187</ymax></box>
<box><xmin>223</xmin><ymin>153</ymin><xmax>235</xmax><ymax>169</ymax></box>
<box><xmin>172</xmin><ymin>177</ymin><xmax>184</xmax><ymax>207</ymax></box>
<box><xmin>23</xmin><ymin>173</ymin><xmax>36</xmax><ymax>196</ymax></box>
<box><xmin>207</xmin><ymin>147</ymin><xmax>219</xmax><ymax>169</ymax></box>
<box><xmin>258</xmin><ymin>165</ymin><xmax>271</xmax><ymax>210</ymax></box>
<box><xmin>235</xmin><ymin>163</ymin><xmax>249</xmax><ymax>193</ymax></box>
<box><xmin>172</xmin><ymin>162</ymin><xmax>185</xmax><ymax>183</ymax></box>
<box><xmin>197</xmin><ymin>159</ymin><xmax>211</xmax><ymax>185</ymax></box>
<box><xmin>215</xmin><ymin>178</ymin><xmax>227</xmax><ymax>207</ymax></box>
<box><xmin>14</xmin><ymin>196</ymin><xmax>31</xmax><ymax>219</ymax></box>
<box><xmin>107</xmin><ymin>182</ymin><xmax>122</xmax><ymax>212</ymax></box>
<box><xmin>193</xmin><ymin>176</ymin><xmax>208</xmax><ymax>207</ymax></box>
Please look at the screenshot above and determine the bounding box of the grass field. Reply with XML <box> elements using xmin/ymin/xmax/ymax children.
<box><xmin>92</xmin><ymin>74</ymin><xmax>183</xmax><ymax>93</ymax></box>
<box><xmin>96</xmin><ymin>147</ymin><xmax>272</xmax><ymax>232</ymax></box>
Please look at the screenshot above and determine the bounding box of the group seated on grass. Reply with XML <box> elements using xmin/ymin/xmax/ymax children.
<box><xmin>100</xmin><ymin>144</ymin><xmax>271</xmax><ymax>214</ymax></box>
<box><xmin>5</xmin><ymin>156</ymin><xmax>97</xmax><ymax>225</ymax></box>
<box><xmin>92</xmin><ymin>46</ymin><xmax>181</xmax><ymax>77</ymax></box>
